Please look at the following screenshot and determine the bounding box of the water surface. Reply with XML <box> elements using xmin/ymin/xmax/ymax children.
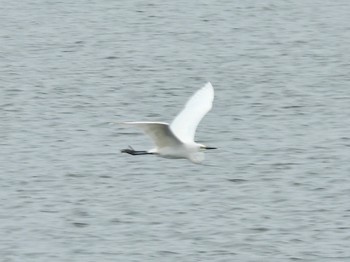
<box><xmin>1</xmin><ymin>1</ymin><xmax>350</xmax><ymax>261</ymax></box>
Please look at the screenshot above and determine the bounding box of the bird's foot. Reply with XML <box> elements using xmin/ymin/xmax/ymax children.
<box><xmin>121</xmin><ymin>149</ymin><xmax>133</xmax><ymax>154</ymax></box>
<box><xmin>121</xmin><ymin>145</ymin><xmax>136</xmax><ymax>155</ymax></box>
<box><xmin>121</xmin><ymin>146</ymin><xmax>150</xmax><ymax>155</ymax></box>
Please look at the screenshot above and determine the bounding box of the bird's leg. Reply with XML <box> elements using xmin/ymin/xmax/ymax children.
<box><xmin>121</xmin><ymin>146</ymin><xmax>152</xmax><ymax>155</ymax></box>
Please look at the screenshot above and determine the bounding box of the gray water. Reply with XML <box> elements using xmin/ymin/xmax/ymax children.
<box><xmin>1</xmin><ymin>1</ymin><xmax>350</xmax><ymax>261</ymax></box>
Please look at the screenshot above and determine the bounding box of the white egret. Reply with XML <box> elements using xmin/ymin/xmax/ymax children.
<box><xmin>121</xmin><ymin>82</ymin><xmax>216</xmax><ymax>163</ymax></box>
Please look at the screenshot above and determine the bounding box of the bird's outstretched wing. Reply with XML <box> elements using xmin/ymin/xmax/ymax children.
<box><xmin>122</xmin><ymin>122</ymin><xmax>183</xmax><ymax>149</ymax></box>
<box><xmin>170</xmin><ymin>82</ymin><xmax>214</xmax><ymax>143</ymax></box>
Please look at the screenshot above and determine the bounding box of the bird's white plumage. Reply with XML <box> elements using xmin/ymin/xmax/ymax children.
<box><xmin>170</xmin><ymin>82</ymin><xmax>214</xmax><ymax>143</ymax></box>
<box><xmin>121</xmin><ymin>122</ymin><xmax>182</xmax><ymax>149</ymax></box>
<box><xmin>121</xmin><ymin>82</ymin><xmax>215</xmax><ymax>163</ymax></box>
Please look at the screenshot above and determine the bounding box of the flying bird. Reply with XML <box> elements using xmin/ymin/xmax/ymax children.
<box><xmin>121</xmin><ymin>82</ymin><xmax>216</xmax><ymax>163</ymax></box>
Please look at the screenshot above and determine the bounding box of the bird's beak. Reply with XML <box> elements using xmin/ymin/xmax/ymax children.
<box><xmin>205</xmin><ymin>146</ymin><xmax>217</xmax><ymax>150</ymax></box>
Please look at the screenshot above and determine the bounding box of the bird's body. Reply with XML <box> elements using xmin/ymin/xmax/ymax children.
<box><xmin>121</xmin><ymin>82</ymin><xmax>216</xmax><ymax>163</ymax></box>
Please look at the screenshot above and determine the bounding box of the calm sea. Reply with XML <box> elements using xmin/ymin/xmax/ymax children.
<box><xmin>1</xmin><ymin>0</ymin><xmax>350</xmax><ymax>261</ymax></box>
